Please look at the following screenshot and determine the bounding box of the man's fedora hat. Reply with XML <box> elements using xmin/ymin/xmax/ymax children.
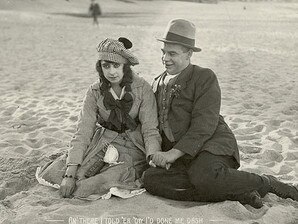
<box><xmin>157</xmin><ymin>19</ymin><xmax>201</xmax><ymax>52</ymax></box>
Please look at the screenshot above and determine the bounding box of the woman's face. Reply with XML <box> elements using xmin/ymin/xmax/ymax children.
<box><xmin>101</xmin><ymin>61</ymin><xmax>125</xmax><ymax>85</ymax></box>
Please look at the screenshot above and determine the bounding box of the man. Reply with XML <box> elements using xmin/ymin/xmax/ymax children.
<box><xmin>143</xmin><ymin>19</ymin><xmax>298</xmax><ymax>208</ymax></box>
<box><xmin>89</xmin><ymin>0</ymin><xmax>101</xmax><ymax>25</ymax></box>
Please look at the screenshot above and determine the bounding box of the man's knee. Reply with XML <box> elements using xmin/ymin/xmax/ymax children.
<box><xmin>143</xmin><ymin>167</ymin><xmax>165</xmax><ymax>192</ymax></box>
<box><xmin>188</xmin><ymin>161</ymin><xmax>227</xmax><ymax>191</ymax></box>
<box><xmin>143</xmin><ymin>167</ymin><xmax>195</xmax><ymax>201</ymax></box>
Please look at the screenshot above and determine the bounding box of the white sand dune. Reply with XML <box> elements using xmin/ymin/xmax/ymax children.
<box><xmin>0</xmin><ymin>0</ymin><xmax>298</xmax><ymax>223</ymax></box>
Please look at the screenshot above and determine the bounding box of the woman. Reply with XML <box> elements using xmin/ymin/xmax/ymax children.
<box><xmin>37</xmin><ymin>37</ymin><xmax>161</xmax><ymax>198</ymax></box>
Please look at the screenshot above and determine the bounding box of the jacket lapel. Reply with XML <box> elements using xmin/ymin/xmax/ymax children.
<box><xmin>168</xmin><ymin>64</ymin><xmax>194</xmax><ymax>105</ymax></box>
<box><xmin>174</xmin><ymin>64</ymin><xmax>194</xmax><ymax>90</ymax></box>
<box><xmin>152</xmin><ymin>72</ymin><xmax>165</xmax><ymax>93</ymax></box>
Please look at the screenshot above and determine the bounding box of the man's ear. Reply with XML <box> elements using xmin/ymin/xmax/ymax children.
<box><xmin>187</xmin><ymin>49</ymin><xmax>193</xmax><ymax>59</ymax></box>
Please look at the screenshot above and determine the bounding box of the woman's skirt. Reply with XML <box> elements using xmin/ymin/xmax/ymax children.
<box><xmin>36</xmin><ymin>130</ymin><xmax>148</xmax><ymax>198</ymax></box>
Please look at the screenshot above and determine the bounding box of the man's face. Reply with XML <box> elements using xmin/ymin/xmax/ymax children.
<box><xmin>161</xmin><ymin>43</ymin><xmax>191</xmax><ymax>75</ymax></box>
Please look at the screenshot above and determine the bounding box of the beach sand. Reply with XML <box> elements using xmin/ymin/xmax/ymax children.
<box><xmin>0</xmin><ymin>0</ymin><xmax>297</xmax><ymax>223</ymax></box>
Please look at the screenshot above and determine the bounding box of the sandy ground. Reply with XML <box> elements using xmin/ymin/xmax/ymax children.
<box><xmin>0</xmin><ymin>0</ymin><xmax>298</xmax><ymax>223</ymax></box>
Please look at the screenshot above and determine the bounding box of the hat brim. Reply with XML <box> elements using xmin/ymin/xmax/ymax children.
<box><xmin>157</xmin><ymin>38</ymin><xmax>201</xmax><ymax>52</ymax></box>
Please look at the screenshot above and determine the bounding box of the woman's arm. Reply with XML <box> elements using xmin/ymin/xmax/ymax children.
<box><xmin>67</xmin><ymin>86</ymin><xmax>99</xmax><ymax>166</ymax></box>
<box><xmin>60</xmin><ymin>86</ymin><xmax>99</xmax><ymax>197</ymax></box>
<box><xmin>138</xmin><ymin>81</ymin><xmax>162</xmax><ymax>160</ymax></box>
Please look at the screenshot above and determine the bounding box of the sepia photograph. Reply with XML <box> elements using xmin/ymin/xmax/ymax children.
<box><xmin>0</xmin><ymin>0</ymin><xmax>297</xmax><ymax>223</ymax></box>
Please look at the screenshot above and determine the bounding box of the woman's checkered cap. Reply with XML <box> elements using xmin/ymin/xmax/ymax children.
<box><xmin>97</xmin><ymin>38</ymin><xmax>139</xmax><ymax>65</ymax></box>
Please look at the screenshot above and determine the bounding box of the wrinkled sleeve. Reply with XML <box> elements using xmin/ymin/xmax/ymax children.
<box><xmin>66</xmin><ymin>86</ymin><xmax>98</xmax><ymax>165</ymax></box>
<box><xmin>138</xmin><ymin>81</ymin><xmax>162</xmax><ymax>159</ymax></box>
<box><xmin>174</xmin><ymin>69</ymin><xmax>221</xmax><ymax>157</ymax></box>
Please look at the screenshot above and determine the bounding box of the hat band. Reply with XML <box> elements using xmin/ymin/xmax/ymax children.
<box><xmin>165</xmin><ymin>32</ymin><xmax>195</xmax><ymax>47</ymax></box>
<box><xmin>98</xmin><ymin>52</ymin><xmax>128</xmax><ymax>64</ymax></box>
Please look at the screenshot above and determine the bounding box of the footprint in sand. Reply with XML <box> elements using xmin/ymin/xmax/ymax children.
<box><xmin>40</xmin><ymin>137</ymin><xmax>59</xmax><ymax>145</ymax></box>
<box><xmin>236</xmin><ymin>134</ymin><xmax>262</xmax><ymax>141</ymax></box>
<box><xmin>233</xmin><ymin>124</ymin><xmax>265</xmax><ymax>136</ymax></box>
<box><xmin>245</xmin><ymin>121</ymin><xmax>258</xmax><ymax>128</ymax></box>
<box><xmin>27</xmin><ymin>149</ymin><xmax>43</xmax><ymax>157</ymax></box>
<box><xmin>1</xmin><ymin>106</ymin><xmax>19</xmax><ymax>116</ymax></box>
<box><xmin>0</xmin><ymin>178</ymin><xmax>33</xmax><ymax>201</ymax></box>
<box><xmin>266</xmin><ymin>132</ymin><xmax>282</xmax><ymax>142</ymax></box>
<box><xmin>0</xmin><ymin>202</ymin><xmax>16</xmax><ymax>221</ymax></box>
<box><xmin>266</xmin><ymin>119</ymin><xmax>284</xmax><ymax>127</ymax></box>
<box><xmin>26</xmin><ymin>130</ymin><xmax>40</xmax><ymax>139</ymax></box>
<box><xmin>277</xmin><ymin>129</ymin><xmax>295</xmax><ymax>139</ymax></box>
<box><xmin>14</xmin><ymin>146</ymin><xmax>29</xmax><ymax>155</ymax></box>
<box><xmin>24</xmin><ymin>138</ymin><xmax>45</xmax><ymax>149</ymax></box>
<box><xmin>242</xmin><ymin>102</ymin><xmax>266</xmax><ymax>110</ymax></box>
<box><xmin>278</xmin><ymin>164</ymin><xmax>293</xmax><ymax>175</ymax></box>
<box><xmin>242</xmin><ymin>166</ymin><xmax>274</xmax><ymax>176</ymax></box>
<box><xmin>43</xmin><ymin>127</ymin><xmax>59</xmax><ymax>133</ymax></box>
<box><xmin>255</xmin><ymin>159</ymin><xmax>277</xmax><ymax>168</ymax></box>
<box><xmin>260</xmin><ymin>149</ymin><xmax>283</xmax><ymax>163</ymax></box>
<box><xmin>52</xmin><ymin>118</ymin><xmax>65</xmax><ymax>122</ymax></box>
<box><xmin>271</xmin><ymin>142</ymin><xmax>283</xmax><ymax>152</ymax></box>
<box><xmin>282</xmin><ymin>105</ymin><xmax>298</xmax><ymax>116</ymax></box>
<box><xmin>285</xmin><ymin>152</ymin><xmax>298</xmax><ymax>161</ymax></box>
<box><xmin>69</xmin><ymin>115</ymin><xmax>78</xmax><ymax>122</ymax></box>
<box><xmin>256</xmin><ymin>165</ymin><xmax>277</xmax><ymax>175</ymax></box>
<box><xmin>51</xmin><ymin>110</ymin><xmax>70</xmax><ymax>116</ymax></box>
<box><xmin>240</xmin><ymin>145</ymin><xmax>262</xmax><ymax>154</ymax></box>
<box><xmin>281</xmin><ymin>121</ymin><xmax>297</xmax><ymax>130</ymax></box>
<box><xmin>231</xmin><ymin>118</ymin><xmax>250</xmax><ymax>123</ymax></box>
<box><xmin>294</xmin><ymin>164</ymin><xmax>298</xmax><ymax>177</ymax></box>
<box><xmin>0</xmin><ymin>141</ymin><xmax>12</xmax><ymax>148</ymax></box>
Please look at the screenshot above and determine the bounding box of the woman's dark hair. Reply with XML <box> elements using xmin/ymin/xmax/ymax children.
<box><xmin>96</xmin><ymin>60</ymin><xmax>133</xmax><ymax>95</ymax></box>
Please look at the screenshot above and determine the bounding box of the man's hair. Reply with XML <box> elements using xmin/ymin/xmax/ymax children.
<box><xmin>164</xmin><ymin>42</ymin><xmax>192</xmax><ymax>53</ymax></box>
<box><xmin>180</xmin><ymin>45</ymin><xmax>192</xmax><ymax>53</ymax></box>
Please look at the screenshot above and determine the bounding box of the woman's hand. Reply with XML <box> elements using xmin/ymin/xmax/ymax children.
<box><xmin>151</xmin><ymin>148</ymin><xmax>185</xmax><ymax>169</ymax></box>
<box><xmin>60</xmin><ymin>177</ymin><xmax>76</xmax><ymax>198</ymax></box>
<box><xmin>59</xmin><ymin>165</ymin><xmax>78</xmax><ymax>198</ymax></box>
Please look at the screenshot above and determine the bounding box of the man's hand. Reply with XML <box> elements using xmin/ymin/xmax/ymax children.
<box><xmin>151</xmin><ymin>148</ymin><xmax>185</xmax><ymax>169</ymax></box>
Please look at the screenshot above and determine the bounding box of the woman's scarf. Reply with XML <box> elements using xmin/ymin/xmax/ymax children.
<box><xmin>102</xmin><ymin>91</ymin><xmax>137</xmax><ymax>133</ymax></box>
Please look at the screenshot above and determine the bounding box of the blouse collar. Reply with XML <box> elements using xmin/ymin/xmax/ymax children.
<box><xmin>109</xmin><ymin>86</ymin><xmax>126</xmax><ymax>100</ymax></box>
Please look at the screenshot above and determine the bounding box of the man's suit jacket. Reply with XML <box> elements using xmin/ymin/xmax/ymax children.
<box><xmin>153</xmin><ymin>64</ymin><xmax>240</xmax><ymax>167</ymax></box>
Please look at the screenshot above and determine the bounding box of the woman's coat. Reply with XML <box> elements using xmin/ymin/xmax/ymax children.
<box><xmin>67</xmin><ymin>73</ymin><xmax>161</xmax><ymax>165</ymax></box>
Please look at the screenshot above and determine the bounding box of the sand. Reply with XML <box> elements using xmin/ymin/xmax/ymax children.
<box><xmin>0</xmin><ymin>0</ymin><xmax>298</xmax><ymax>223</ymax></box>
